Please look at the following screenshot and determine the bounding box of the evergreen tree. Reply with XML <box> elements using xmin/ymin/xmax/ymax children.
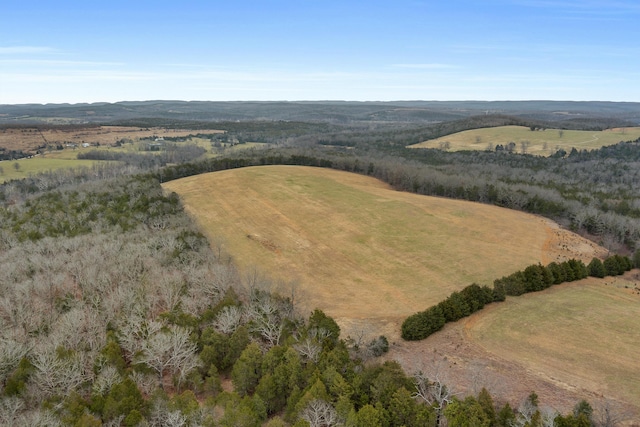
<box><xmin>444</xmin><ymin>396</ymin><xmax>491</xmax><ymax>427</ymax></box>
<box><xmin>351</xmin><ymin>404</ymin><xmax>383</xmax><ymax>427</ymax></box>
<box><xmin>603</xmin><ymin>256</ymin><xmax>622</xmax><ymax>276</ymax></box>
<box><xmin>477</xmin><ymin>388</ymin><xmax>497</xmax><ymax>425</ymax></box>
<box><xmin>231</xmin><ymin>343</ymin><xmax>263</xmax><ymax>396</ymax></box>
<box><xmin>523</xmin><ymin>264</ymin><xmax>545</xmax><ymax>292</ymax></box>
<box><xmin>588</xmin><ymin>257</ymin><xmax>606</xmax><ymax>278</ymax></box>
<box><xmin>547</xmin><ymin>262</ymin><xmax>566</xmax><ymax>284</ymax></box>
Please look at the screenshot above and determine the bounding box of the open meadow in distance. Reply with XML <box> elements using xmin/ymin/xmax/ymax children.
<box><xmin>0</xmin><ymin>157</ymin><xmax>107</xmax><ymax>183</ymax></box>
<box><xmin>162</xmin><ymin>165</ymin><xmax>606</xmax><ymax>338</ymax></box>
<box><xmin>0</xmin><ymin>125</ymin><xmax>228</xmax><ymax>182</ymax></box>
<box><xmin>408</xmin><ymin>125</ymin><xmax>640</xmax><ymax>155</ymax></box>
<box><xmin>0</xmin><ymin>126</ymin><xmax>223</xmax><ymax>153</ymax></box>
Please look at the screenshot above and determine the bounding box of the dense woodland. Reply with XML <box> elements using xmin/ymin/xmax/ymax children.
<box><xmin>1</xmin><ymin>107</ymin><xmax>639</xmax><ymax>425</ymax></box>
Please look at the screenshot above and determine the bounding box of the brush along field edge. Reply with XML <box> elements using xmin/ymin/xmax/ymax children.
<box><xmin>162</xmin><ymin>165</ymin><xmax>605</xmax><ymax>339</ymax></box>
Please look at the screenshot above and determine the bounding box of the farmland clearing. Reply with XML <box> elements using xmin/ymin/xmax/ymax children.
<box><xmin>408</xmin><ymin>125</ymin><xmax>640</xmax><ymax>155</ymax></box>
<box><xmin>164</xmin><ymin>164</ymin><xmax>640</xmax><ymax>415</ymax></box>
<box><xmin>0</xmin><ymin>125</ymin><xmax>223</xmax><ymax>154</ymax></box>
<box><xmin>162</xmin><ymin>165</ymin><xmax>606</xmax><ymax>339</ymax></box>
<box><xmin>391</xmin><ymin>275</ymin><xmax>640</xmax><ymax>416</ymax></box>
<box><xmin>0</xmin><ymin>125</ymin><xmax>226</xmax><ymax>182</ymax></box>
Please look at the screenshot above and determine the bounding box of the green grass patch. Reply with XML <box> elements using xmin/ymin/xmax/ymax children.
<box><xmin>0</xmin><ymin>157</ymin><xmax>109</xmax><ymax>183</ymax></box>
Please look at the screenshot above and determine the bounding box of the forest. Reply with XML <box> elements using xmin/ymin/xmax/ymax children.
<box><xmin>1</xmin><ymin>103</ymin><xmax>639</xmax><ymax>426</ymax></box>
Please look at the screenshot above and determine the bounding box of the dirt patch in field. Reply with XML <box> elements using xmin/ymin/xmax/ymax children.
<box><xmin>540</xmin><ymin>218</ymin><xmax>608</xmax><ymax>264</ymax></box>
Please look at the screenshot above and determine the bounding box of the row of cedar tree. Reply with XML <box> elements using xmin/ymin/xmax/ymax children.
<box><xmin>401</xmin><ymin>255</ymin><xmax>635</xmax><ymax>341</ymax></box>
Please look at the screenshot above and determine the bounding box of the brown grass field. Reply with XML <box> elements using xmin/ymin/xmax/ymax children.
<box><xmin>163</xmin><ymin>165</ymin><xmax>640</xmax><ymax>417</ymax></box>
<box><xmin>408</xmin><ymin>125</ymin><xmax>640</xmax><ymax>156</ymax></box>
<box><xmin>162</xmin><ymin>166</ymin><xmax>605</xmax><ymax>337</ymax></box>
<box><xmin>392</xmin><ymin>275</ymin><xmax>640</xmax><ymax>418</ymax></box>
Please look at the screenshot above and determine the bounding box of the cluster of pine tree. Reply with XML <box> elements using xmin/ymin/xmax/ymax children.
<box><xmin>402</xmin><ymin>255</ymin><xmax>635</xmax><ymax>342</ymax></box>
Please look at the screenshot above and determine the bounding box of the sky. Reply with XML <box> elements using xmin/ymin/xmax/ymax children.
<box><xmin>1</xmin><ymin>0</ymin><xmax>640</xmax><ymax>104</ymax></box>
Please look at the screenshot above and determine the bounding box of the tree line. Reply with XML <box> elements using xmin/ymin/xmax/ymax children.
<box><xmin>143</xmin><ymin>141</ymin><xmax>640</xmax><ymax>252</ymax></box>
<box><xmin>402</xmin><ymin>254</ymin><xmax>636</xmax><ymax>342</ymax></box>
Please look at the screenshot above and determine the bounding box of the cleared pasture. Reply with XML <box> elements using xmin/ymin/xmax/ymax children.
<box><xmin>466</xmin><ymin>278</ymin><xmax>640</xmax><ymax>412</ymax></box>
<box><xmin>408</xmin><ymin>125</ymin><xmax>640</xmax><ymax>155</ymax></box>
<box><xmin>0</xmin><ymin>125</ymin><xmax>223</xmax><ymax>154</ymax></box>
<box><xmin>0</xmin><ymin>157</ymin><xmax>105</xmax><ymax>183</ymax></box>
<box><xmin>162</xmin><ymin>165</ymin><xmax>604</xmax><ymax>336</ymax></box>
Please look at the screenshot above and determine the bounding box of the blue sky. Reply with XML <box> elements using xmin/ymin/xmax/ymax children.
<box><xmin>1</xmin><ymin>0</ymin><xmax>639</xmax><ymax>104</ymax></box>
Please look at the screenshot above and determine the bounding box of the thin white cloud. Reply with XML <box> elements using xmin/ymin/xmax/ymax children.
<box><xmin>0</xmin><ymin>59</ymin><xmax>124</xmax><ymax>67</ymax></box>
<box><xmin>0</xmin><ymin>46</ymin><xmax>57</xmax><ymax>55</ymax></box>
<box><xmin>392</xmin><ymin>63</ymin><xmax>458</xmax><ymax>69</ymax></box>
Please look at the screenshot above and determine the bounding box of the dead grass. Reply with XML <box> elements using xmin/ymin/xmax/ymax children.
<box><xmin>162</xmin><ymin>165</ymin><xmax>605</xmax><ymax>339</ymax></box>
<box><xmin>408</xmin><ymin>125</ymin><xmax>640</xmax><ymax>156</ymax></box>
<box><xmin>389</xmin><ymin>274</ymin><xmax>640</xmax><ymax>418</ymax></box>
<box><xmin>468</xmin><ymin>277</ymin><xmax>640</xmax><ymax>410</ymax></box>
<box><xmin>164</xmin><ymin>165</ymin><xmax>639</xmax><ymax>415</ymax></box>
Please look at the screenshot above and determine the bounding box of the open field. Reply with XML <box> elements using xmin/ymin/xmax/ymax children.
<box><xmin>408</xmin><ymin>125</ymin><xmax>640</xmax><ymax>155</ymax></box>
<box><xmin>0</xmin><ymin>125</ymin><xmax>227</xmax><ymax>182</ymax></box>
<box><xmin>470</xmin><ymin>278</ymin><xmax>640</xmax><ymax>409</ymax></box>
<box><xmin>391</xmin><ymin>274</ymin><xmax>640</xmax><ymax>418</ymax></box>
<box><xmin>165</xmin><ymin>165</ymin><xmax>640</xmax><ymax>415</ymax></box>
<box><xmin>0</xmin><ymin>157</ymin><xmax>106</xmax><ymax>183</ymax></box>
<box><xmin>0</xmin><ymin>125</ymin><xmax>223</xmax><ymax>154</ymax></box>
<box><xmin>162</xmin><ymin>165</ymin><xmax>605</xmax><ymax>338</ymax></box>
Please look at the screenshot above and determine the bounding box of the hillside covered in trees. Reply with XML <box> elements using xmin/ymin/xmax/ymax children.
<box><xmin>1</xmin><ymin>101</ymin><xmax>639</xmax><ymax>425</ymax></box>
<box><xmin>2</xmin><ymin>164</ymin><xmax>626</xmax><ymax>426</ymax></box>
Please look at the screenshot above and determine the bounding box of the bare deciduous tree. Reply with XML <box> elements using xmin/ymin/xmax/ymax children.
<box><xmin>136</xmin><ymin>325</ymin><xmax>201</xmax><ymax>390</ymax></box>
<box><xmin>28</xmin><ymin>348</ymin><xmax>91</xmax><ymax>403</ymax></box>
<box><xmin>246</xmin><ymin>290</ymin><xmax>292</xmax><ymax>348</ymax></box>
<box><xmin>213</xmin><ymin>305</ymin><xmax>243</xmax><ymax>334</ymax></box>
<box><xmin>0</xmin><ymin>396</ymin><xmax>25</xmax><ymax>426</ymax></box>
<box><xmin>413</xmin><ymin>370</ymin><xmax>456</xmax><ymax>427</ymax></box>
<box><xmin>149</xmin><ymin>399</ymin><xmax>188</xmax><ymax>427</ymax></box>
<box><xmin>293</xmin><ymin>337</ymin><xmax>322</xmax><ymax>364</ymax></box>
<box><xmin>593</xmin><ymin>399</ymin><xmax>632</xmax><ymax>427</ymax></box>
<box><xmin>300</xmin><ymin>399</ymin><xmax>340</xmax><ymax>427</ymax></box>
<box><xmin>156</xmin><ymin>271</ymin><xmax>185</xmax><ymax>313</ymax></box>
<box><xmin>92</xmin><ymin>365</ymin><xmax>122</xmax><ymax>396</ymax></box>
